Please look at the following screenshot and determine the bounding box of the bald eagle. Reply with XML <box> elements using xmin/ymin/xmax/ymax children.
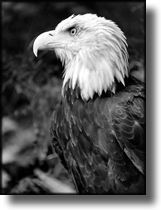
<box><xmin>33</xmin><ymin>14</ymin><xmax>145</xmax><ymax>194</ymax></box>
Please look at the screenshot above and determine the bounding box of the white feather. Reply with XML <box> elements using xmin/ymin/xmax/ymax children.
<box><xmin>57</xmin><ymin>14</ymin><xmax>129</xmax><ymax>100</ymax></box>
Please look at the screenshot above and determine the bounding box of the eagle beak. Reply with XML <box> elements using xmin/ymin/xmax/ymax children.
<box><xmin>33</xmin><ymin>30</ymin><xmax>55</xmax><ymax>57</ymax></box>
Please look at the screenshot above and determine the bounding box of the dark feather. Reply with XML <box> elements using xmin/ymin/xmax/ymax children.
<box><xmin>50</xmin><ymin>76</ymin><xmax>145</xmax><ymax>194</ymax></box>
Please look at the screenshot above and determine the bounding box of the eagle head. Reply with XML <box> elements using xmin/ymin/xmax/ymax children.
<box><xmin>33</xmin><ymin>14</ymin><xmax>128</xmax><ymax>100</ymax></box>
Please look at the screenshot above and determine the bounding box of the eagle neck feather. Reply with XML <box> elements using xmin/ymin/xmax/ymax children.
<box><xmin>62</xmin><ymin>48</ymin><xmax>128</xmax><ymax>101</ymax></box>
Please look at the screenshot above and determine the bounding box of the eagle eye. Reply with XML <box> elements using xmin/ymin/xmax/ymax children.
<box><xmin>69</xmin><ymin>27</ymin><xmax>77</xmax><ymax>36</ymax></box>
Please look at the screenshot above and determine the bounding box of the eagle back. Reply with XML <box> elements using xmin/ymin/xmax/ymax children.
<box><xmin>50</xmin><ymin>77</ymin><xmax>145</xmax><ymax>194</ymax></box>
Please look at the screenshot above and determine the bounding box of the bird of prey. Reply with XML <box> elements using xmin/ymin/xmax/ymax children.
<box><xmin>33</xmin><ymin>14</ymin><xmax>145</xmax><ymax>194</ymax></box>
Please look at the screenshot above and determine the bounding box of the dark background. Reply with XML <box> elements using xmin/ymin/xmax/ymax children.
<box><xmin>2</xmin><ymin>1</ymin><xmax>145</xmax><ymax>194</ymax></box>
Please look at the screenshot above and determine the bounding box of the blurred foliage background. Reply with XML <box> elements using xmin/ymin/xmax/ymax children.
<box><xmin>2</xmin><ymin>1</ymin><xmax>145</xmax><ymax>194</ymax></box>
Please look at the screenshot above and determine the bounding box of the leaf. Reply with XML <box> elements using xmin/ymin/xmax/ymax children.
<box><xmin>34</xmin><ymin>169</ymin><xmax>76</xmax><ymax>193</ymax></box>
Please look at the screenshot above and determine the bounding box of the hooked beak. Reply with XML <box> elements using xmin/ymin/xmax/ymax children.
<box><xmin>33</xmin><ymin>30</ymin><xmax>55</xmax><ymax>57</ymax></box>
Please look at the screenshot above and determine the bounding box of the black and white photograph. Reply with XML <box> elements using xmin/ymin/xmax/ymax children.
<box><xmin>2</xmin><ymin>1</ymin><xmax>146</xmax><ymax>195</ymax></box>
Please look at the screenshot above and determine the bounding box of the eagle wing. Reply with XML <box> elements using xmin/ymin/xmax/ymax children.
<box><xmin>50</xmin><ymin>81</ymin><xmax>145</xmax><ymax>193</ymax></box>
<box><xmin>110</xmin><ymin>89</ymin><xmax>145</xmax><ymax>175</ymax></box>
